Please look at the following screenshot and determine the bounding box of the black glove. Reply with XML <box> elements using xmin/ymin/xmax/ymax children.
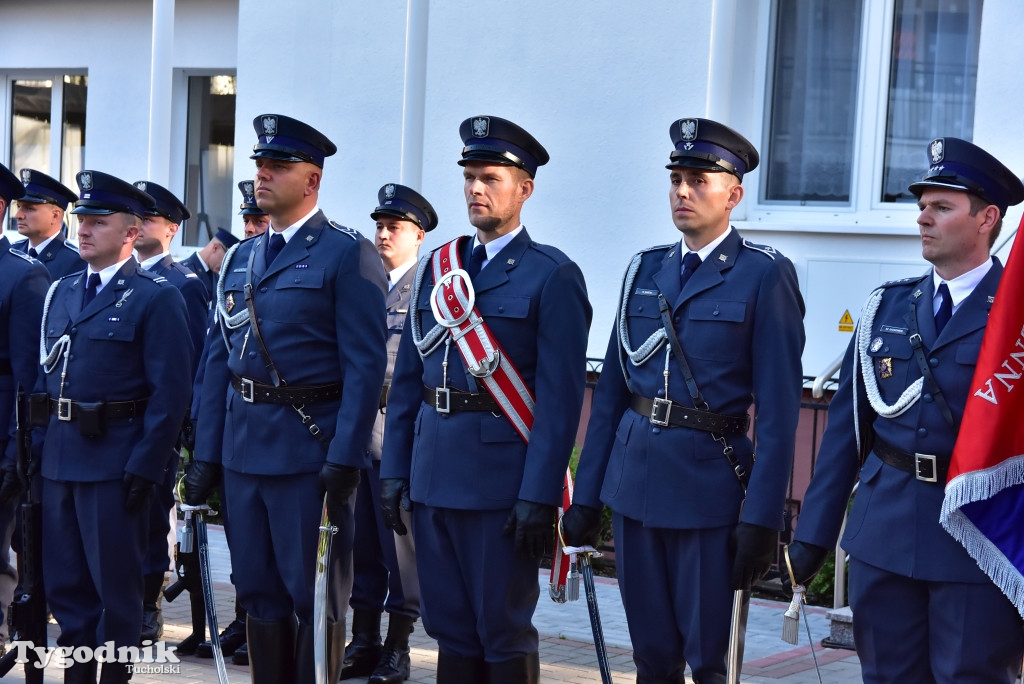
<box><xmin>781</xmin><ymin>541</ymin><xmax>829</xmax><ymax>594</ymax></box>
<box><xmin>184</xmin><ymin>460</ymin><xmax>222</xmax><ymax>506</ymax></box>
<box><xmin>560</xmin><ymin>503</ymin><xmax>603</xmax><ymax>548</ymax></box>
<box><xmin>730</xmin><ymin>522</ymin><xmax>778</xmax><ymax>591</ymax></box>
<box><xmin>318</xmin><ymin>463</ymin><xmax>361</xmax><ymax>525</ymax></box>
<box><xmin>502</xmin><ymin>500</ymin><xmax>556</xmax><ymax>561</ymax></box>
<box><xmin>380</xmin><ymin>478</ymin><xmax>411</xmax><ymax>536</ymax></box>
<box><xmin>0</xmin><ymin>465</ymin><xmax>23</xmax><ymax>505</ymax></box>
<box><xmin>180</xmin><ymin>418</ymin><xmax>196</xmax><ymax>453</ymax></box>
<box><xmin>123</xmin><ymin>473</ymin><xmax>155</xmax><ymax>513</ymax></box>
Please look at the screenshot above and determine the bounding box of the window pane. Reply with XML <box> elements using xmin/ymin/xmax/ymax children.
<box><xmin>61</xmin><ymin>75</ymin><xmax>87</xmax><ymax>192</ymax></box>
<box><xmin>881</xmin><ymin>0</ymin><xmax>983</xmax><ymax>202</ymax></box>
<box><xmin>764</xmin><ymin>0</ymin><xmax>863</xmax><ymax>204</ymax></box>
<box><xmin>10</xmin><ymin>79</ymin><xmax>52</xmax><ymax>175</ymax></box>
<box><xmin>183</xmin><ymin>75</ymin><xmax>236</xmax><ymax>247</ymax></box>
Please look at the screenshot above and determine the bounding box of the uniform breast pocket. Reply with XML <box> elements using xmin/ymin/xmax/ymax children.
<box><xmin>86</xmin><ymin>322</ymin><xmax>138</xmax><ymax>373</ymax></box>
<box><xmin>267</xmin><ymin>269</ymin><xmax>326</xmax><ymax>322</ymax></box>
<box><xmin>866</xmin><ymin>333</ymin><xmax>913</xmax><ymax>396</ymax></box>
<box><xmin>475</xmin><ymin>295</ymin><xmax>533</xmax><ymax>359</ymax></box>
<box><xmin>685</xmin><ymin>300</ymin><xmax>747</xmax><ymax>361</ymax></box>
<box><xmin>624</xmin><ymin>296</ymin><xmax>662</xmax><ymax>340</ymax></box>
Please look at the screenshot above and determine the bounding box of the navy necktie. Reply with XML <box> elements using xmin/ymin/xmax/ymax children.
<box><xmin>83</xmin><ymin>272</ymin><xmax>101</xmax><ymax>307</ymax></box>
<box><xmin>935</xmin><ymin>282</ymin><xmax>952</xmax><ymax>334</ymax></box>
<box><xmin>28</xmin><ymin>247</ymin><xmax>38</xmax><ymax>259</ymax></box>
<box><xmin>467</xmin><ymin>244</ymin><xmax>487</xmax><ymax>279</ymax></box>
<box><xmin>680</xmin><ymin>252</ymin><xmax>702</xmax><ymax>289</ymax></box>
<box><xmin>266</xmin><ymin>233</ymin><xmax>285</xmax><ymax>267</ymax></box>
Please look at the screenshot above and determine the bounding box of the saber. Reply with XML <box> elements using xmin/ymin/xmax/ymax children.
<box><xmin>180</xmin><ymin>502</ymin><xmax>229</xmax><ymax>684</ymax></box>
<box><xmin>564</xmin><ymin>545</ymin><xmax>612</xmax><ymax>684</ymax></box>
<box><xmin>313</xmin><ymin>496</ymin><xmax>337</xmax><ymax>684</ymax></box>
<box><xmin>725</xmin><ymin>589</ymin><xmax>749</xmax><ymax>684</ymax></box>
<box><xmin>549</xmin><ymin>467</ymin><xmax>575</xmax><ymax>602</ymax></box>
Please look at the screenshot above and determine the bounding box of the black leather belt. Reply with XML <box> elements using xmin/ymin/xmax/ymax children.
<box><xmin>231</xmin><ymin>375</ymin><xmax>342</xmax><ymax>405</ymax></box>
<box><xmin>423</xmin><ymin>386</ymin><xmax>501</xmax><ymax>414</ymax></box>
<box><xmin>630</xmin><ymin>395</ymin><xmax>749</xmax><ymax>435</ymax></box>
<box><xmin>380</xmin><ymin>383</ymin><xmax>390</xmax><ymax>409</ymax></box>
<box><xmin>49</xmin><ymin>397</ymin><xmax>148</xmax><ymax>421</ymax></box>
<box><xmin>0</xmin><ymin>358</ymin><xmax>11</xmax><ymax>376</ymax></box>
<box><xmin>873</xmin><ymin>434</ymin><xmax>948</xmax><ymax>483</ymax></box>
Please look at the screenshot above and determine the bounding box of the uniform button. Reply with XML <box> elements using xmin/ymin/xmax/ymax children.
<box><xmin>108</xmin><ymin>332</ymin><xmax>114</xmax><ymax>338</ymax></box>
<box><xmin>674</xmin><ymin>316</ymin><xmax>681</xmax><ymax>324</ymax></box>
<box><xmin>260</xmin><ymin>287</ymin><xmax>268</xmax><ymax>293</ymax></box>
<box><xmin>71</xmin><ymin>327</ymin><xmax>77</xmax><ymax>334</ymax></box>
<box><xmin>883</xmin><ymin>346</ymin><xmax>890</xmax><ymax>353</ymax></box>
<box><xmin>652</xmin><ymin>426</ymin><xmax>661</xmax><ymax>435</ymax></box>
<box><xmin>48</xmin><ymin>329</ymin><xmax>54</xmax><ymax>335</ymax></box>
<box><xmin>637</xmin><ymin>305</ymin><xmax>644</xmax><ymax>312</ymax></box>
<box><xmin>922</xmin><ymin>393</ymin><xmax>933</xmax><ymax>402</ymax></box>
<box><xmin>713</xmin><ymin>310</ymin><xmax>720</xmax><ymax>316</ymax></box>
<box><xmin>248</xmin><ymin>352</ymin><xmax>257</xmax><ymax>359</ymax></box>
<box><xmin>294</xmin><ymin>278</ymin><xmax>301</xmax><ymax>283</ymax></box>
<box><xmin>69</xmin><ymin>355</ymin><xmax>74</xmax><ymax>361</ymax></box>
<box><xmin>929</xmin><ymin>358</ymin><xmax>939</xmax><ymax>367</ymax></box>
<box><xmin>917</xmin><ymin>428</ymin><xmax>928</xmax><ymax>437</ymax></box>
<box><xmin>498</xmin><ymin>306</ymin><xmax>504</xmax><ymax>313</ymax></box>
<box><xmin>656</xmin><ymin>388</ymin><xmax>665</xmax><ymax>397</ymax></box>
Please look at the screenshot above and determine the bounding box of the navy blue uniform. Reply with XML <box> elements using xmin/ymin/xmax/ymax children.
<box><xmin>38</xmin><ymin>259</ymin><xmax>192</xmax><ymax>651</ymax></box>
<box><xmin>179</xmin><ymin>251</ymin><xmax>215</xmax><ymax>306</ymax></box>
<box><xmin>351</xmin><ymin>266</ymin><xmax>419</xmax><ymax>619</ymax></box>
<box><xmin>381</xmin><ymin>229</ymin><xmax>591</xmax><ymax>662</ymax></box>
<box><xmin>794</xmin><ymin>264</ymin><xmax>1024</xmax><ymax>682</ymax></box>
<box><xmin>194</xmin><ymin>212</ymin><xmax>387</xmax><ymax>625</ymax></box>
<box><xmin>12</xmin><ymin>233</ymin><xmax>85</xmax><ymax>280</ymax></box>
<box><xmin>573</xmin><ymin>228</ymin><xmax>805</xmax><ymax>681</ymax></box>
<box><xmin>0</xmin><ymin>239</ymin><xmax>50</xmax><ymax>631</ymax></box>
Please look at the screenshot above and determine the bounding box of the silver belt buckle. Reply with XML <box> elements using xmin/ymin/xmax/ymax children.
<box><xmin>57</xmin><ymin>398</ymin><xmax>73</xmax><ymax>421</ymax></box>
<box><xmin>914</xmin><ymin>453</ymin><xmax>938</xmax><ymax>482</ymax></box>
<box><xmin>435</xmin><ymin>387</ymin><xmax>450</xmax><ymax>414</ymax></box>
<box><xmin>240</xmin><ymin>377</ymin><xmax>255</xmax><ymax>403</ymax></box>
<box><xmin>650</xmin><ymin>397</ymin><xmax>672</xmax><ymax>427</ymax></box>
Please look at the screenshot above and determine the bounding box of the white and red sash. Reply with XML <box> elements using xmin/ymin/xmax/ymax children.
<box><xmin>429</xmin><ymin>237</ymin><xmax>535</xmax><ymax>442</ymax></box>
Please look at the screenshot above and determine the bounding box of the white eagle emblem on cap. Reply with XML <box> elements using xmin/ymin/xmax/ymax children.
<box><xmin>680</xmin><ymin>119</ymin><xmax>698</xmax><ymax>141</ymax></box>
<box><xmin>472</xmin><ymin>117</ymin><xmax>489</xmax><ymax>138</ymax></box>
<box><xmin>262</xmin><ymin>115</ymin><xmax>277</xmax><ymax>142</ymax></box>
<box><xmin>243</xmin><ymin>181</ymin><xmax>255</xmax><ymax>199</ymax></box>
<box><xmin>135</xmin><ymin>181</ymin><xmax>147</xmax><ymax>192</ymax></box>
<box><xmin>930</xmin><ymin>139</ymin><xmax>944</xmax><ymax>164</ymax></box>
<box><xmin>384</xmin><ymin>184</ymin><xmax>396</xmax><ymax>199</ymax></box>
<box><xmin>80</xmin><ymin>172</ymin><xmax>93</xmax><ymax>191</ymax></box>
<box><xmin>20</xmin><ymin>169</ymin><xmax>30</xmax><ymax>185</ymax></box>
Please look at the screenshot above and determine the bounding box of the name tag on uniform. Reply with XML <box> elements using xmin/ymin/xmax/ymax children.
<box><xmin>880</xmin><ymin>325</ymin><xmax>907</xmax><ymax>335</ymax></box>
<box><xmin>634</xmin><ymin>288</ymin><xmax>659</xmax><ymax>297</ymax></box>
<box><xmin>232</xmin><ymin>267</ymin><xmax>246</xmax><ymax>273</ymax></box>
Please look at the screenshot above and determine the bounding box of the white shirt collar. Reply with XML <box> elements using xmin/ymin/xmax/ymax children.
<box><xmin>270</xmin><ymin>206</ymin><xmax>320</xmax><ymax>243</ymax></box>
<box><xmin>932</xmin><ymin>257</ymin><xmax>992</xmax><ymax>315</ymax></box>
<box><xmin>473</xmin><ymin>225</ymin><xmax>524</xmax><ymax>269</ymax></box>
<box><xmin>681</xmin><ymin>227</ymin><xmax>731</xmax><ymax>263</ymax></box>
<box><xmin>29</xmin><ymin>233</ymin><xmax>58</xmax><ymax>252</ymax></box>
<box><xmin>139</xmin><ymin>251</ymin><xmax>169</xmax><ymax>270</ymax></box>
<box><xmin>87</xmin><ymin>256</ymin><xmax>135</xmax><ymax>293</ymax></box>
<box><xmin>387</xmin><ymin>258</ymin><xmax>417</xmax><ymax>290</ymax></box>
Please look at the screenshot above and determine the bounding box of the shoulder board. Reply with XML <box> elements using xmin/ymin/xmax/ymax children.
<box><xmin>8</xmin><ymin>248</ymin><xmax>40</xmax><ymax>264</ymax></box>
<box><xmin>879</xmin><ymin>272</ymin><xmax>929</xmax><ymax>289</ymax></box>
<box><xmin>135</xmin><ymin>269</ymin><xmax>167</xmax><ymax>284</ymax></box>
<box><xmin>62</xmin><ymin>241</ymin><xmax>80</xmax><ymax>253</ymax></box>
<box><xmin>327</xmin><ymin>219</ymin><xmax>359</xmax><ymax>240</ymax></box>
<box><xmin>184</xmin><ymin>271</ymin><xmax>198</xmax><ymax>279</ymax></box>
<box><xmin>741</xmin><ymin>239</ymin><xmax>778</xmax><ymax>260</ymax></box>
<box><xmin>638</xmin><ymin>243</ymin><xmax>674</xmax><ymax>256</ymax></box>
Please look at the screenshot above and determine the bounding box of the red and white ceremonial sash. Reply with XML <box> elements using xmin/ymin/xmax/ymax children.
<box><xmin>429</xmin><ymin>237</ymin><xmax>535</xmax><ymax>442</ymax></box>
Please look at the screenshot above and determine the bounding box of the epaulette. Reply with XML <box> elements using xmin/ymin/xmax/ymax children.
<box><xmin>327</xmin><ymin>219</ymin><xmax>359</xmax><ymax>240</ymax></box>
<box><xmin>741</xmin><ymin>238</ymin><xmax>778</xmax><ymax>260</ymax></box>
<box><xmin>879</xmin><ymin>271</ymin><xmax>929</xmax><ymax>289</ymax></box>
<box><xmin>136</xmin><ymin>268</ymin><xmax>168</xmax><ymax>285</ymax></box>
<box><xmin>639</xmin><ymin>243</ymin><xmax>674</xmax><ymax>256</ymax></box>
<box><xmin>8</xmin><ymin>248</ymin><xmax>40</xmax><ymax>264</ymax></box>
<box><xmin>62</xmin><ymin>241</ymin><xmax>80</xmax><ymax>254</ymax></box>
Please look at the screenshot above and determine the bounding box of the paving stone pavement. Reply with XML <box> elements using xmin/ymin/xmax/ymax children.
<box><xmin>16</xmin><ymin>523</ymin><xmax>864</xmax><ymax>683</ymax></box>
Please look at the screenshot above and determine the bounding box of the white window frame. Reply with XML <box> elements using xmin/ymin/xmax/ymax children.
<box><xmin>0</xmin><ymin>70</ymin><xmax>85</xmax><ymax>183</ymax></box>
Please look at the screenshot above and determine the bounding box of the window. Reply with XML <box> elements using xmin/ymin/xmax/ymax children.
<box><xmin>761</xmin><ymin>0</ymin><xmax>983</xmax><ymax>209</ymax></box>
<box><xmin>3</xmin><ymin>73</ymin><xmax>87</xmax><ymax>232</ymax></box>
<box><xmin>182</xmin><ymin>74</ymin><xmax>236</xmax><ymax>247</ymax></box>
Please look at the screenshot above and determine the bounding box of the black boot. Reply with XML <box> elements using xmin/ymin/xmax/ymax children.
<box><xmin>368</xmin><ymin>614</ymin><xmax>415</xmax><ymax>684</ymax></box>
<box><xmin>248</xmin><ymin>615</ymin><xmax>296</xmax><ymax>684</ymax></box>
<box><xmin>98</xmin><ymin>662</ymin><xmax>131</xmax><ymax>684</ymax></box>
<box><xmin>340</xmin><ymin>610</ymin><xmax>382</xmax><ymax>679</ymax></box>
<box><xmin>327</xmin><ymin>620</ymin><xmax>346</xmax><ymax>683</ymax></box>
<box><xmin>294</xmin><ymin>621</ymin><xmax>314</xmax><ymax>684</ymax></box>
<box><xmin>486</xmin><ymin>652</ymin><xmax>539</xmax><ymax>684</ymax></box>
<box><xmin>232</xmin><ymin>641</ymin><xmax>249</xmax><ymax>665</ymax></box>
<box><xmin>64</xmin><ymin>659</ymin><xmax>98</xmax><ymax>684</ymax></box>
<box><xmin>436</xmin><ymin>650</ymin><xmax>486</xmax><ymax>684</ymax></box>
<box><xmin>197</xmin><ymin>602</ymin><xmax>248</xmax><ymax>657</ymax></box>
<box><xmin>140</xmin><ymin>572</ymin><xmax>165</xmax><ymax>643</ymax></box>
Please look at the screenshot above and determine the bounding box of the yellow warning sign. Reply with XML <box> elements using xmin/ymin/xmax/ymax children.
<box><xmin>838</xmin><ymin>310</ymin><xmax>855</xmax><ymax>333</ymax></box>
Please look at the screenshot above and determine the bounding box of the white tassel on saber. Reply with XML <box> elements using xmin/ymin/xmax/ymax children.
<box><xmin>781</xmin><ymin>546</ymin><xmax>823</xmax><ymax>683</ymax></box>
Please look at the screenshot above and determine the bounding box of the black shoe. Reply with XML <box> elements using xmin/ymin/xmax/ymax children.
<box><xmin>174</xmin><ymin>631</ymin><xmax>205</xmax><ymax>657</ymax></box>
<box><xmin>231</xmin><ymin>641</ymin><xmax>249</xmax><ymax>666</ymax></box>
<box><xmin>196</xmin><ymin>618</ymin><xmax>247</xmax><ymax>658</ymax></box>
<box><xmin>140</xmin><ymin>572</ymin><xmax>165</xmax><ymax>644</ymax></box>
<box><xmin>368</xmin><ymin>642</ymin><xmax>411</xmax><ymax>684</ymax></box>
<box><xmin>340</xmin><ymin>633</ymin><xmax>382</xmax><ymax>679</ymax></box>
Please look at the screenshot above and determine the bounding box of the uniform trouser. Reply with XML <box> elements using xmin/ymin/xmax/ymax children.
<box><xmin>614</xmin><ymin>514</ymin><xmax>734</xmax><ymax>683</ymax></box>
<box><xmin>0</xmin><ymin>496</ymin><xmax>17</xmax><ymax>639</ymax></box>
<box><xmin>849</xmin><ymin>556</ymin><xmax>1024</xmax><ymax>684</ymax></box>
<box><xmin>42</xmin><ymin>478</ymin><xmax>148</xmax><ymax>649</ymax></box>
<box><xmin>142</xmin><ymin>449</ymin><xmax>178</xmax><ymax>574</ymax></box>
<box><xmin>224</xmin><ymin>469</ymin><xmax>353</xmax><ymax>627</ymax></box>
<box><xmin>349</xmin><ymin>459</ymin><xmax>420</xmax><ymax>619</ymax></box>
<box><xmin>412</xmin><ymin>505</ymin><xmax>539</xmax><ymax>662</ymax></box>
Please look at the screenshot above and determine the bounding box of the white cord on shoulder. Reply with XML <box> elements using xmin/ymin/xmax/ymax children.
<box><xmin>410</xmin><ymin>254</ymin><xmax>445</xmax><ymax>358</ymax></box>
<box><xmin>617</xmin><ymin>252</ymin><xmax>667</xmax><ymax>367</ymax></box>
<box><xmin>855</xmin><ymin>287</ymin><xmax>923</xmax><ymax>429</ymax></box>
<box><xmin>216</xmin><ymin>241</ymin><xmax>250</xmax><ymax>331</ymax></box>
<box><xmin>39</xmin><ymin>279</ymin><xmax>70</xmax><ymax>374</ymax></box>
